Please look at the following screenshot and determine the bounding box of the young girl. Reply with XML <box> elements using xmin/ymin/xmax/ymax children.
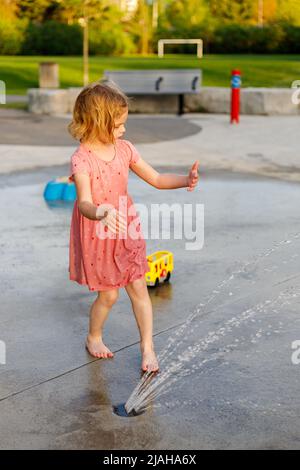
<box><xmin>68</xmin><ymin>82</ymin><xmax>199</xmax><ymax>373</ymax></box>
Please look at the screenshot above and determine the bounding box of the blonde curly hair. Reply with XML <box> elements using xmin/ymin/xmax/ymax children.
<box><xmin>68</xmin><ymin>81</ymin><xmax>129</xmax><ymax>145</ymax></box>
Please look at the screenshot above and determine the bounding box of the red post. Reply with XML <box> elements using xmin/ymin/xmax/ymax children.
<box><xmin>230</xmin><ymin>69</ymin><xmax>241</xmax><ymax>124</ymax></box>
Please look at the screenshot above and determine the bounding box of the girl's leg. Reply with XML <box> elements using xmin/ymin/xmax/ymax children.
<box><xmin>125</xmin><ymin>277</ymin><xmax>159</xmax><ymax>372</ymax></box>
<box><xmin>86</xmin><ymin>289</ymin><xmax>119</xmax><ymax>359</ymax></box>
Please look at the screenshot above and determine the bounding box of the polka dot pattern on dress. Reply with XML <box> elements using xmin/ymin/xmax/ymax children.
<box><xmin>68</xmin><ymin>139</ymin><xmax>149</xmax><ymax>291</ymax></box>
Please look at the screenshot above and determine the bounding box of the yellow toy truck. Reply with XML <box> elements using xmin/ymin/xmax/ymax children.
<box><xmin>145</xmin><ymin>250</ymin><xmax>174</xmax><ymax>287</ymax></box>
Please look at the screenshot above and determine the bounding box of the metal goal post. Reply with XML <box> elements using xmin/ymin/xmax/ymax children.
<box><xmin>158</xmin><ymin>39</ymin><xmax>203</xmax><ymax>58</ymax></box>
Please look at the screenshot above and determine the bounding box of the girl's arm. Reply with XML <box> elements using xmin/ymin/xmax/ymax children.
<box><xmin>74</xmin><ymin>173</ymin><xmax>127</xmax><ymax>232</ymax></box>
<box><xmin>73</xmin><ymin>173</ymin><xmax>102</xmax><ymax>220</ymax></box>
<box><xmin>130</xmin><ymin>158</ymin><xmax>200</xmax><ymax>191</ymax></box>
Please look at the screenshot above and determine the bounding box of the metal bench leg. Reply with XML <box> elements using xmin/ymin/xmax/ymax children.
<box><xmin>178</xmin><ymin>94</ymin><xmax>184</xmax><ymax>116</ymax></box>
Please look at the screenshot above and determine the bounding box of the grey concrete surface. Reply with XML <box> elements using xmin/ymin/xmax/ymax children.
<box><xmin>184</xmin><ymin>87</ymin><xmax>300</xmax><ymax>115</ymax></box>
<box><xmin>5</xmin><ymin>95</ymin><xmax>28</xmax><ymax>104</ymax></box>
<box><xmin>0</xmin><ymin>108</ymin><xmax>201</xmax><ymax>146</ymax></box>
<box><xmin>26</xmin><ymin>86</ymin><xmax>300</xmax><ymax>116</ymax></box>
<box><xmin>0</xmin><ymin>110</ymin><xmax>299</xmax><ymax>185</ymax></box>
<box><xmin>0</xmin><ymin>108</ymin><xmax>299</xmax><ymax>449</ymax></box>
<box><xmin>0</xmin><ymin>164</ymin><xmax>300</xmax><ymax>449</ymax></box>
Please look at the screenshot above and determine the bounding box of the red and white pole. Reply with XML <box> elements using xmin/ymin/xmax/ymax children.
<box><xmin>230</xmin><ymin>69</ymin><xmax>241</xmax><ymax>124</ymax></box>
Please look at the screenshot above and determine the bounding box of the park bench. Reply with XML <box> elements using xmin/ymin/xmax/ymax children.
<box><xmin>103</xmin><ymin>69</ymin><xmax>202</xmax><ymax>115</ymax></box>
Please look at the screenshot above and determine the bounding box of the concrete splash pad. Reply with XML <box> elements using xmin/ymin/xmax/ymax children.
<box><xmin>0</xmin><ymin>166</ymin><xmax>300</xmax><ymax>449</ymax></box>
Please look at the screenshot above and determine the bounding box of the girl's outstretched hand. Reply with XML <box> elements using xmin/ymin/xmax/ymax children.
<box><xmin>187</xmin><ymin>161</ymin><xmax>200</xmax><ymax>191</ymax></box>
<box><xmin>96</xmin><ymin>204</ymin><xmax>127</xmax><ymax>235</ymax></box>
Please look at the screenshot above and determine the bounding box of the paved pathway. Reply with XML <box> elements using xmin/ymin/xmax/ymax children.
<box><xmin>0</xmin><ymin>109</ymin><xmax>299</xmax><ymax>182</ymax></box>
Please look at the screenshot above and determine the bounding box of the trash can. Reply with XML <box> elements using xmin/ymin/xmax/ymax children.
<box><xmin>39</xmin><ymin>62</ymin><xmax>59</xmax><ymax>88</ymax></box>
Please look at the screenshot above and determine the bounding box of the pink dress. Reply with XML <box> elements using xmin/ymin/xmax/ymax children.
<box><xmin>68</xmin><ymin>139</ymin><xmax>150</xmax><ymax>291</ymax></box>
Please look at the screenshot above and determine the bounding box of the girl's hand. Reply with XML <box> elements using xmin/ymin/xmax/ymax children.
<box><xmin>96</xmin><ymin>204</ymin><xmax>127</xmax><ymax>235</ymax></box>
<box><xmin>187</xmin><ymin>161</ymin><xmax>200</xmax><ymax>192</ymax></box>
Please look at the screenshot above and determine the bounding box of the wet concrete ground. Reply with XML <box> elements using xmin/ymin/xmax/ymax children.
<box><xmin>0</xmin><ymin>164</ymin><xmax>300</xmax><ymax>449</ymax></box>
<box><xmin>0</xmin><ymin>108</ymin><xmax>201</xmax><ymax>146</ymax></box>
<box><xmin>1</xmin><ymin>109</ymin><xmax>300</xmax><ymax>184</ymax></box>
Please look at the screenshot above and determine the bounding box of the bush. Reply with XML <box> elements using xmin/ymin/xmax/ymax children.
<box><xmin>155</xmin><ymin>21</ymin><xmax>300</xmax><ymax>54</ymax></box>
<box><xmin>0</xmin><ymin>18</ymin><xmax>27</xmax><ymax>55</ymax></box>
<box><xmin>280</xmin><ymin>23</ymin><xmax>300</xmax><ymax>53</ymax></box>
<box><xmin>89</xmin><ymin>23</ymin><xmax>137</xmax><ymax>56</ymax></box>
<box><xmin>248</xmin><ymin>24</ymin><xmax>285</xmax><ymax>53</ymax></box>
<box><xmin>207</xmin><ymin>23</ymin><xmax>287</xmax><ymax>54</ymax></box>
<box><xmin>212</xmin><ymin>24</ymin><xmax>252</xmax><ymax>53</ymax></box>
<box><xmin>19</xmin><ymin>19</ymin><xmax>136</xmax><ymax>56</ymax></box>
<box><xmin>21</xmin><ymin>20</ymin><xmax>82</xmax><ymax>55</ymax></box>
<box><xmin>1</xmin><ymin>15</ymin><xmax>300</xmax><ymax>56</ymax></box>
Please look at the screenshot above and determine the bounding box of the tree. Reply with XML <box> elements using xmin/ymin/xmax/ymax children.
<box><xmin>59</xmin><ymin>1</ymin><xmax>127</xmax><ymax>83</ymax></box>
<box><xmin>0</xmin><ymin>0</ymin><xmax>19</xmax><ymax>20</ymax></box>
<box><xmin>209</xmin><ymin>0</ymin><xmax>256</xmax><ymax>24</ymax></box>
<box><xmin>276</xmin><ymin>0</ymin><xmax>300</xmax><ymax>25</ymax></box>
<box><xmin>165</xmin><ymin>0</ymin><xmax>209</xmax><ymax>30</ymax></box>
<box><xmin>129</xmin><ymin>0</ymin><xmax>151</xmax><ymax>55</ymax></box>
<box><xmin>16</xmin><ymin>0</ymin><xmax>56</xmax><ymax>22</ymax></box>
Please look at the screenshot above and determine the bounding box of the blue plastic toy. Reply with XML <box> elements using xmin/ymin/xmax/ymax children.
<box><xmin>62</xmin><ymin>182</ymin><xmax>77</xmax><ymax>201</ymax></box>
<box><xmin>44</xmin><ymin>176</ymin><xmax>76</xmax><ymax>201</ymax></box>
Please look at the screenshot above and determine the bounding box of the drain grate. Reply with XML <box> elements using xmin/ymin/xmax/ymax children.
<box><xmin>113</xmin><ymin>403</ymin><xmax>145</xmax><ymax>418</ymax></box>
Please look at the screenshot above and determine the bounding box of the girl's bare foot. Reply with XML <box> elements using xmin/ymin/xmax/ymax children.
<box><xmin>141</xmin><ymin>348</ymin><xmax>159</xmax><ymax>373</ymax></box>
<box><xmin>85</xmin><ymin>335</ymin><xmax>114</xmax><ymax>359</ymax></box>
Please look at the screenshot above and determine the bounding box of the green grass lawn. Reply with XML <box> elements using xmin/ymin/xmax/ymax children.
<box><xmin>1</xmin><ymin>54</ymin><xmax>299</xmax><ymax>94</ymax></box>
